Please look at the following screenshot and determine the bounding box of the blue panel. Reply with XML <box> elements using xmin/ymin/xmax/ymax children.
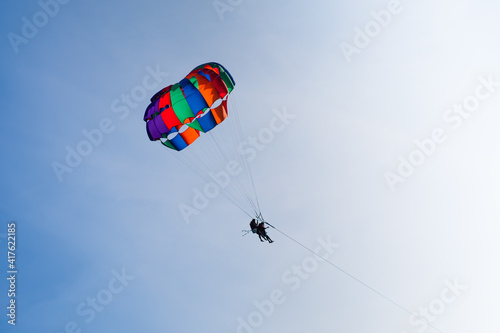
<box><xmin>169</xmin><ymin>133</ymin><xmax>188</xmax><ymax>151</ymax></box>
<box><xmin>180</xmin><ymin>78</ymin><xmax>209</xmax><ymax>114</ymax></box>
<box><xmin>197</xmin><ymin>110</ymin><xmax>217</xmax><ymax>133</ymax></box>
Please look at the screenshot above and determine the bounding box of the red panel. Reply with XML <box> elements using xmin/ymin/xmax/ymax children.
<box><xmin>205</xmin><ymin>70</ymin><xmax>228</xmax><ymax>98</ymax></box>
<box><xmin>159</xmin><ymin>89</ymin><xmax>172</xmax><ymax>110</ymax></box>
<box><xmin>161</xmin><ymin>108</ymin><xmax>181</xmax><ymax>130</ymax></box>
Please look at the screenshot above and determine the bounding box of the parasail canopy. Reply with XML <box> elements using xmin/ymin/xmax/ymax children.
<box><xmin>143</xmin><ymin>62</ymin><xmax>235</xmax><ymax>151</ymax></box>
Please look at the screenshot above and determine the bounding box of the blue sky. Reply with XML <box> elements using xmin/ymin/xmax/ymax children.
<box><xmin>1</xmin><ymin>0</ymin><xmax>499</xmax><ymax>332</ymax></box>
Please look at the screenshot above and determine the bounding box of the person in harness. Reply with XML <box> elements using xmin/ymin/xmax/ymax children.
<box><xmin>249</xmin><ymin>219</ymin><xmax>273</xmax><ymax>243</ymax></box>
<box><xmin>250</xmin><ymin>219</ymin><xmax>258</xmax><ymax>234</ymax></box>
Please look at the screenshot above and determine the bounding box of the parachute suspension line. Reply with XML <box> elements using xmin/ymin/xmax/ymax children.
<box><xmin>229</xmin><ymin>96</ymin><xmax>262</xmax><ymax>215</ymax></box>
<box><xmin>255</xmin><ymin>212</ymin><xmax>265</xmax><ymax>223</ymax></box>
<box><xmin>262</xmin><ymin>221</ymin><xmax>445</xmax><ymax>333</ymax></box>
<box><xmin>177</xmin><ymin>157</ymin><xmax>252</xmax><ymax>219</ymax></box>
<box><xmin>206</xmin><ymin>133</ymin><xmax>258</xmax><ymax>216</ymax></box>
<box><xmin>207</xmin><ymin>121</ymin><xmax>259</xmax><ymax>217</ymax></box>
<box><xmin>187</xmin><ymin>123</ymin><xmax>256</xmax><ymax>215</ymax></box>
<box><xmin>194</xmin><ymin>93</ymin><xmax>262</xmax><ymax>218</ymax></box>
<box><xmin>224</xmin><ymin>98</ymin><xmax>258</xmax><ymax>214</ymax></box>
<box><xmin>172</xmin><ymin>137</ymin><xmax>254</xmax><ymax>218</ymax></box>
<box><xmin>209</xmin><ymin>131</ymin><xmax>253</xmax><ymax>206</ymax></box>
<box><xmin>219</xmin><ymin>99</ymin><xmax>258</xmax><ymax>214</ymax></box>
<box><xmin>195</xmin><ymin>133</ymin><xmax>253</xmax><ymax>213</ymax></box>
<box><xmin>171</xmin><ymin>141</ymin><xmax>247</xmax><ymax>211</ymax></box>
<box><xmin>162</xmin><ymin>142</ymin><xmax>253</xmax><ymax>219</ymax></box>
<box><xmin>168</xmin><ymin>149</ymin><xmax>234</xmax><ymax>210</ymax></box>
<box><xmin>180</xmin><ymin>136</ymin><xmax>255</xmax><ymax>218</ymax></box>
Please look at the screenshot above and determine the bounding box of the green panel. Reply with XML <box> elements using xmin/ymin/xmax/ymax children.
<box><xmin>170</xmin><ymin>84</ymin><xmax>195</xmax><ymax>123</ymax></box>
<box><xmin>162</xmin><ymin>139</ymin><xmax>177</xmax><ymax>151</ymax></box>
<box><xmin>210</xmin><ymin>63</ymin><xmax>234</xmax><ymax>93</ymax></box>
<box><xmin>189</xmin><ymin>76</ymin><xmax>199</xmax><ymax>89</ymax></box>
<box><xmin>169</xmin><ymin>83</ymin><xmax>183</xmax><ymax>104</ymax></box>
<box><xmin>219</xmin><ymin>71</ymin><xmax>234</xmax><ymax>93</ymax></box>
<box><xmin>186</xmin><ymin>119</ymin><xmax>204</xmax><ymax>132</ymax></box>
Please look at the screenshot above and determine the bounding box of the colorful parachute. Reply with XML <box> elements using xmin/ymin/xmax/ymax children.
<box><xmin>143</xmin><ymin>62</ymin><xmax>235</xmax><ymax>151</ymax></box>
<box><xmin>144</xmin><ymin>62</ymin><xmax>262</xmax><ymax>219</ymax></box>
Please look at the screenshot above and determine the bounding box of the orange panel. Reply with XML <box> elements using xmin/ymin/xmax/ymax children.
<box><xmin>189</xmin><ymin>73</ymin><xmax>219</xmax><ymax>107</ymax></box>
<box><xmin>211</xmin><ymin>100</ymin><xmax>228</xmax><ymax>124</ymax></box>
<box><xmin>178</xmin><ymin>125</ymin><xmax>200</xmax><ymax>146</ymax></box>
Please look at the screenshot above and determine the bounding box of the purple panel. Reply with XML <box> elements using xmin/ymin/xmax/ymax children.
<box><xmin>153</xmin><ymin>113</ymin><xmax>169</xmax><ymax>134</ymax></box>
<box><xmin>144</xmin><ymin>99</ymin><xmax>160</xmax><ymax>120</ymax></box>
<box><xmin>144</xmin><ymin>102</ymin><xmax>154</xmax><ymax>121</ymax></box>
<box><xmin>147</xmin><ymin>120</ymin><xmax>161</xmax><ymax>140</ymax></box>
